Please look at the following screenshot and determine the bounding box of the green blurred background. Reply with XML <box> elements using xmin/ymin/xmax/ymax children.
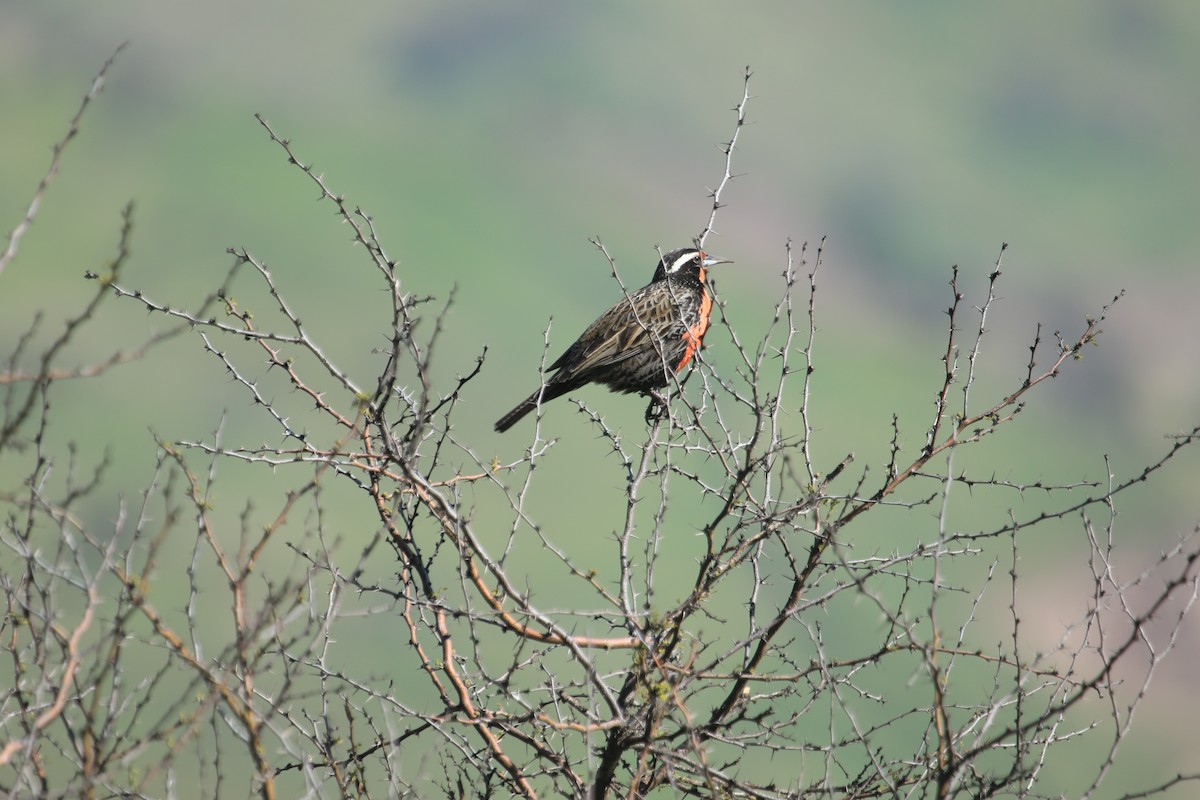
<box><xmin>3</xmin><ymin>2</ymin><xmax>1198</xmax><ymax>796</ymax></box>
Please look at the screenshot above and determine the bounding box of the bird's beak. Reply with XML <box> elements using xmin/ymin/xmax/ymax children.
<box><xmin>701</xmin><ymin>253</ymin><xmax>733</xmax><ymax>267</ymax></box>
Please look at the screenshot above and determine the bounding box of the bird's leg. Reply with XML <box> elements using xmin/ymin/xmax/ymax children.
<box><xmin>644</xmin><ymin>390</ymin><xmax>669</xmax><ymax>425</ymax></box>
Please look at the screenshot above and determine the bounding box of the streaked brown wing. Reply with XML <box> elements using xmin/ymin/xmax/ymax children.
<box><xmin>549</xmin><ymin>287</ymin><xmax>674</xmax><ymax>378</ymax></box>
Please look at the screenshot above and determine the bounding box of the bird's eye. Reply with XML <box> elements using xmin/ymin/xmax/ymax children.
<box><xmin>668</xmin><ymin>251</ymin><xmax>698</xmax><ymax>273</ymax></box>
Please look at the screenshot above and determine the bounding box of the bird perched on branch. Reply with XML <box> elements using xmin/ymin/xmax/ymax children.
<box><xmin>495</xmin><ymin>246</ymin><xmax>732</xmax><ymax>432</ymax></box>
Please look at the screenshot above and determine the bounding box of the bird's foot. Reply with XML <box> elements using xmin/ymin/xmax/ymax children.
<box><xmin>644</xmin><ymin>391</ymin><xmax>669</xmax><ymax>425</ymax></box>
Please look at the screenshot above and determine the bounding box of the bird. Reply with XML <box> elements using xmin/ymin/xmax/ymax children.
<box><xmin>495</xmin><ymin>246</ymin><xmax>732</xmax><ymax>432</ymax></box>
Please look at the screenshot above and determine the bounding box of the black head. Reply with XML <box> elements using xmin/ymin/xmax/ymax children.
<box><xmin>650</xmin><ymin>247</ymin><xmax>733</xmax><ymax>283</ymax></box>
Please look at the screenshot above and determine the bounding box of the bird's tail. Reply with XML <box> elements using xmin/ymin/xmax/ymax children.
<box><xmin>494</xmin><ymin>382</ymin><xmax>570</xmax><ymax>433</ymax></box>
<box><xmin>494</xmin><ymin>391</ymin><xmax>541</xmax><ymax>433</ymax></box>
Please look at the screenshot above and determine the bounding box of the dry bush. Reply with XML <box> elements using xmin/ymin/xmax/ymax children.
<box><xmin>3</xmin><ymin>55</ymin><xmax>1198</xmax><ymax>800</ymax></box>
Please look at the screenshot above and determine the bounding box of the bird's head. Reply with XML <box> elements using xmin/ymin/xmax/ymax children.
<box><xmin>651</xmin><ymin>247</ymin><xmax>733</xmax><ymax>283</ymax></box>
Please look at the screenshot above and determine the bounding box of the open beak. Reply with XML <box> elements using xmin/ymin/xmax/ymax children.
<box><xmin>701</xmin><ymin>253</ymin><xmax>733</xmax><ymax>267</ymax></box>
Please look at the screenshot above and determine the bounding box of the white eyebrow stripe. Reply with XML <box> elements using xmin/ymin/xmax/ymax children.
<box><xmin>668</xmin><ymin>251</ymin><xmax>696</xmax><ymax>273</ymax></box>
